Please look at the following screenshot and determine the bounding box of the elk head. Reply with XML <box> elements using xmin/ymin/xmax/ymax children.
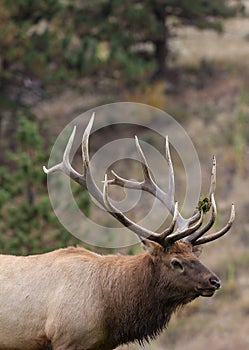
<box><xmin>43</xmin><ymin>113</ymin><xmax>235</xmax><ymax>299</ymax></box>
<box><xmin>140</xmin><ymin>239</ymin><xmax>221</xmax><ymax>300</ymax></box>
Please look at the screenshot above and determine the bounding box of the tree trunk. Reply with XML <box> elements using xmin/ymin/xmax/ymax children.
<box><xmin>153</xmin><ymin>5</ymin><xmax>169</xmax><ymax>79</ymax></box>
<box><xmin>154</xmin><ymin>38</ymin><xmax>168</xmax><ymax>78</ymax></box>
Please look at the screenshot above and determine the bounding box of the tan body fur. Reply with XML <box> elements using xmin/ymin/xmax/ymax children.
<box><xmin>0</xmin><ymin>247</ymin><xmax>112</xmax><ymax>350</ymax></box>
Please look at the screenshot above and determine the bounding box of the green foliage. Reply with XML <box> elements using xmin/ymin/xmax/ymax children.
<box><xmin>0</xmin><ymin>116</ymin><xmax>91</xmax><ymax>255</ymax></box>
<box><xmin>197</xmin><ymin>196</ymin><xmax>211</xmax><ymax>213</ymax></box>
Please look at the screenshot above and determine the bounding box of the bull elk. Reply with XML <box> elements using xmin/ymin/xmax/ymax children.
<box><xmin>0</xmin><ymin>113</ymin><xmax>235</xmax><ymax>350</ymax></box>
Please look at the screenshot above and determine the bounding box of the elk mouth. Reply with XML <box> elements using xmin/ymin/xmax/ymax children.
<box><xmin>196</xmin><ymin>277</ymin><xmax>221</xmax><ymax>297</ymax></box>
<box><xmin>195</xmin><ymin>287</ymin><xmax>217</xmax><ymax>297</ymax></box>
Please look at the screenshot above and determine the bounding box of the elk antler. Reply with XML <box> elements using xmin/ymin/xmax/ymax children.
<box><xmin>43</xmin><ymin>113</ymin><xmax>235</xmax><ymax>248</ymax></box>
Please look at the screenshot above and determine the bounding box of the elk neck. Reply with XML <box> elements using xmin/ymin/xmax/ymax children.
<box><xmin>100</xmin><ymin>252</ymin><xmax>195</xmax><ymax>347</ymax></box>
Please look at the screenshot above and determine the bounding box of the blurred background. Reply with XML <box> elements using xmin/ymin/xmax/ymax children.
<box><xmin>0</xmin><ymin>0</ymin><xmax>248</xmax><ymax>349</ymax></box>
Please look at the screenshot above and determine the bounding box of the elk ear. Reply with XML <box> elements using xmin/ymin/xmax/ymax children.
<box><xmin>192</xmin><ymin>245</ymin><xmax>203</xmax><ymax>257</ymax></box>
<box><xmin>141</xmin><ymin>238</ymin><xmax>163</xmax><ymax>258</ymax></box>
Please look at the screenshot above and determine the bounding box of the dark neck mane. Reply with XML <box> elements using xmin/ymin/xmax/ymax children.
<box><xmin>102</xmin><ymin>254</ymin><xmax>194</xmax><ymax>348</ymax></box>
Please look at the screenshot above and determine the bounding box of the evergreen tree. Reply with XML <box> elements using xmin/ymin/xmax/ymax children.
<box><xmin>61</xmin><ymin>0</ymin><xmax>243</xmax><ymax>80</ymax></box>
<box><xmin>0</xmin><ymin>0</ymin><xmax>244</xmax><ymax>86</ymax></box>
<box><xmin>0</xmin><ymin>115</ymin><xmax>91</xmax><ymax>255</ymax></box>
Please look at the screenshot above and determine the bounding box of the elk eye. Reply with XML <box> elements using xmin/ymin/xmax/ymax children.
<box><xmin>171</xmin><ymin>258</ymin><xmax>183</xmax><ymax>271</ymax></box>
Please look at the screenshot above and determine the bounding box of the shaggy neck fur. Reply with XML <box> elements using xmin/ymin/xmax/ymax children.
<box><xmin>101</xmin><ymin>253</ymin><xmax>197</xmax><ymax>348</ymax></box>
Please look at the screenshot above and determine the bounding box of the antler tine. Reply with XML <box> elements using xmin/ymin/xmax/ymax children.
<box><xmin>134</xmin><ymin>135</ymin><xmax>154</xmax><ymax>187</ymax></box>
<box><xmin>165</xmin><ymin>136</ymin><xmax>175</xmax><ymax>206</ymax></box>
<box><xmin>193</xmin><ymin>203</ymin><xmax>235</xmax><ymax>245</ymax></box>
<box><xmin>160</xmin><ymin>201</ymin><xmax>178</xmax><ymax>239</ymax></box>
<box><xmin>109</xmin><ymin>170</ymin><xmax>143</xmax><ymax>190</ymax></box>
<box><xmin>164</xmin><ymin>136</ymin><xmax>201</xmax><ymax>230</ymax></box>
<box><xmin>103</xmin><ymin>174</ymin><xmax>166</xmax><ymax>243</ymax></box>
<box><xmin>107</xmin><ymin>136</ymin><xmax>156</xmax><ymax>193</ymax></box>
<box><xmin>166</xmin><ymin>137</ymin><xmax>204</xmax><ymax>228</ymax></box>
<box><xmin>107</xmin><ymin>133</ymin><xmax>155</xmax><ymax>192</ymax></box>
<box><xmin>82</xmin><ymin>112</ymin><xmax>95</xmax><ymax>176</ymax></box>
<box><xmin>209</xmin><ymin>156</ymin><xmax>216</xmax><ymax>197</ymax></box>
<box><xmin>44</xmin><ymin>114</ymin><xmax>106</xmax><ymax>203</ymax></box>
<box><xmin>43</xmin><ymin>126</ymin><xmax>82</xmax><ymax>181</ymax></box>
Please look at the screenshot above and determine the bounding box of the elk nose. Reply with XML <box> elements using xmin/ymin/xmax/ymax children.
<box><xmin>209</xmin><ymin>277</ymin><xmax>221</xmax><ymax>289</ymax></box>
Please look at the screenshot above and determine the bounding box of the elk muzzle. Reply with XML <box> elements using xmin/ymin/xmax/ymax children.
<box><xmin>196</xmin><ymin>274</ymin><xmax>221</xmax><ymax>297</ymax></box>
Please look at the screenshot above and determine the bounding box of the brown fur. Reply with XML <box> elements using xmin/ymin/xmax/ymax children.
<box><xmin>36</xmin><ymin>335</ymin><xmax>52</xmax><ymax>349</ymax></box>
